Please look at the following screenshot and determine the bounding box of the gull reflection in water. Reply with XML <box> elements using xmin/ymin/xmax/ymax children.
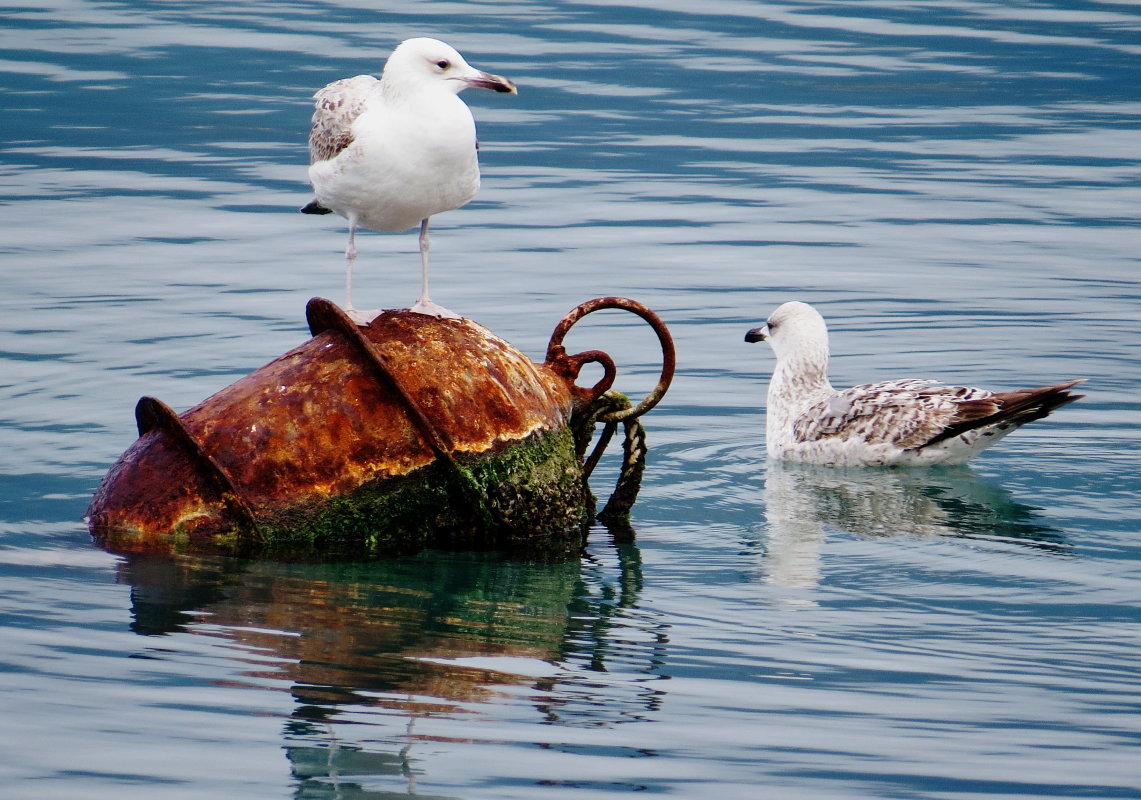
<box><xmin>760</xmin><ymin>461</ymin><xmax>1066</xmax><ymax>594</ymax></box>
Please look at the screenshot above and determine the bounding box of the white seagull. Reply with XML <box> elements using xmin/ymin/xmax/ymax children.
<box><xmin>302</xmin><ymin>37</ymin><xmax>517</xmax><ymax>323</ymax></box>
<box><xmin>744</xmin><ymin>301</ymin><xmax>1085</xmax><ymax>467</ymax></box>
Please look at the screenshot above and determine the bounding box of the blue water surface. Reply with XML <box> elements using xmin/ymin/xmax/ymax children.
<box><xmin>1</xmin><ymin>1</ymin><xmax>1139</xmax><ymax>798</ymax></box>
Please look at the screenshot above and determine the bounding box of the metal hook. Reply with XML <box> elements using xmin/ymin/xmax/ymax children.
<box><xmin>545</xmin><ymin>297</ymin><xmax>676</xmax><ymax>423</ymax></box>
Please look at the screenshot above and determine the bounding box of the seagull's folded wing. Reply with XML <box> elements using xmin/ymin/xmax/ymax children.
<box><xmin>310</xmin><ymin>75</ymin><xmax>378</xmax><ymax>164</ymax></box>
<box><xmin>792</xmin><ymin>380</ymin><xmax>976</xmax><ymax>450</ymax></box>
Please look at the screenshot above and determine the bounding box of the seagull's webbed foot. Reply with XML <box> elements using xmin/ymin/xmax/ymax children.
<box><xmin>344</xmin><ymin>307</ymin><xmax>382</xmax><ymax>326</ymax></box>
<box><xmin>408</xmin><ymin>299</ymin><xmax>461</xmax><ymax>320</ymax></box>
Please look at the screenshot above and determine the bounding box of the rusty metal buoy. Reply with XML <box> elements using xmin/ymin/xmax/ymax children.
<box><xmin>87</xmin><ymin>297</ymin><xmax>674</xmax><ymax>559</ymax></box>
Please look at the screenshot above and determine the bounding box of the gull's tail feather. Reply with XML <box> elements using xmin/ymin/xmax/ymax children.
<box><xmin>921</xmin><ymin>379</ymin><xmax>1086</xmax><ymax>449</ymax></box>
<box><xmin>300</xmin><ymin>199</ymin><xmax>333</xmax><ymax>215</ymax></box>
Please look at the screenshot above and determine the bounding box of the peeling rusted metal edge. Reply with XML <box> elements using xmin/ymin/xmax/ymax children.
<box><xmin>306</xmin><ymin>297</ymin><xmax>457</xmax><ymax>459</ymax></box>
<box><xmin>305</xmin><ymin>297</ymin><xmax>497</xmax><ymax>529</ymax></box>
<box><xmin>134</xmin><ymin>395</ymin><xmax>263</xmax><ymax>536</ymax></box>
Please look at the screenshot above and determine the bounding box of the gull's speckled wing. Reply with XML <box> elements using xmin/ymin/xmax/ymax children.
<box><xmin>309</xmin><ymin>75</ymin><xmax>377</xmax><ymax>164</ymax></box>
<box><xmin>792</xmin><ymin>379</ymin><xmax>997</xmax><ymax>450</ymax></box>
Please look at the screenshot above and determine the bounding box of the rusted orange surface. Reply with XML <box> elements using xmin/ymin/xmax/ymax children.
<box><xmin>88</xmin><ymin>296</ymin><xmax>676</xmax><ymax>559</ymax></box>
<box><xmin>88</xmin><ymin>304</ymin><xmax>582</xmax><ymax>555</ymax></box>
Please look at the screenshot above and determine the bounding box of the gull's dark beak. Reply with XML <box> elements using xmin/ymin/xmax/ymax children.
<box><xmin>462</xmin><ymin>70</ymin><xmax>517</xmax><ymax>94</ymax></box>
<box><xmin>744</xmin><ymin>325</ymin><xmax>768</xmax><ymax>343</ymax></box>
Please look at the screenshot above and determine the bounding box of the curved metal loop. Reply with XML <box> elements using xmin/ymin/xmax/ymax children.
<box><xmin>565</xmin><ymin>348</ymin><xmax>618</xmax><ymax>403</ymax></box>
<box><xmin>546</xmin><ymin>297</ymin><xmax>675</xmax><ymax>423</ymax></box>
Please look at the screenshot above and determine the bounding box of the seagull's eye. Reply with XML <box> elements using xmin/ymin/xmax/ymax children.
<box><xmin>435</xmin><ymin>59</ymin><xmax>450</xmax><ymax>70</ymax></box>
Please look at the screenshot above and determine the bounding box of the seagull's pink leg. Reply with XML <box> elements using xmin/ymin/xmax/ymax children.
<box><xmin>409</xmin><ymin>218</ymin><xmax>460</xmax><ymax>319</ymax></box>
<box><xmin>344</xmin><ymin>214</ymin><xmax>358</xmax><ymax>312</ymax></box>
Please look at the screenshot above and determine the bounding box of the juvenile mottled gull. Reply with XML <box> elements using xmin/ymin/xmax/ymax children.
<box><xmin>744</xmin><ymin>301</ymin><xmax>1085</xmax><ymax>467</ymax></box>
<box><xmin>302</xmin><ymin>37</ymin><xmax>516</xmax><ymax>323</ymax></box>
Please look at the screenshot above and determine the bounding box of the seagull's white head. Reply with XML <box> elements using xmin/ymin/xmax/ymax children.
<box><xmin>744</xmin><ymin>300</ymin><xmax>830</xmax><ymax>365</ymax></box>
<box><xmin>383</xmin><ymin>37</ymin><xmax>517</xmax><ymax>97</ymax></box>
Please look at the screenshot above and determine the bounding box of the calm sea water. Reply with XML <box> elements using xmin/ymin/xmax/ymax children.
<box><xmin>2</xmin><ymin>1</ymin><xmax>1139</xmax><ymax>798</ymax></box>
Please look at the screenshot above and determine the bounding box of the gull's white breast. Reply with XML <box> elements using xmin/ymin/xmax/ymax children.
<box><xmin>308</xmin><ymin>86</ymin><xmax>480</xmax><ymax>233</ymax></box>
